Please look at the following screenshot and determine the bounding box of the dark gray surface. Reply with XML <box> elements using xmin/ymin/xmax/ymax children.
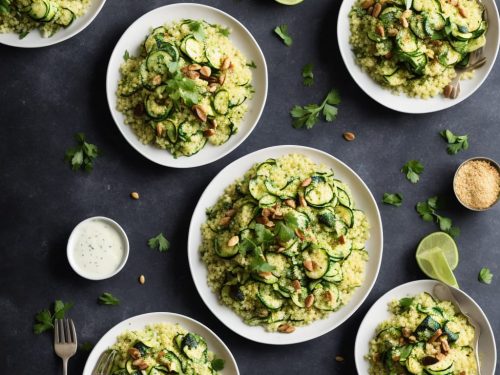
<box><xmin>1</xmin><ymin>0</ymin><xmax>499</xmax><ymax>373</ymax></box>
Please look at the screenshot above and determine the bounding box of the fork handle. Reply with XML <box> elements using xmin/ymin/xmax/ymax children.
<box><xmin>62</xmin><ymin>358</ymin><xmax>68</xmax><ymax>375</ymax></box>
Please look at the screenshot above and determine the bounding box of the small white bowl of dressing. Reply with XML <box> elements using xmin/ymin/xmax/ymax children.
<box><xmin>67</xmin><ymin>216</ymin><xmax>129</xmax><ymax>280</ymax></box>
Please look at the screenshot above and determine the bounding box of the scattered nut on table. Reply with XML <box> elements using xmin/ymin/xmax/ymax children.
<box><xmin>130</xmin><ymin>192</ymin><xmax>140</xmax><ymax>200</ymax></box>
<box><xmin>139</xmin><ymin>275</ymin><xmax>145</xmax><ymax>284</ymax></box>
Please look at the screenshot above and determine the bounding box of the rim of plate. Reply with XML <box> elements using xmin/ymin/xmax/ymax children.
<box><xmin>82</xmin><ymin>312</ymin><xmax>240</xmax><ymax>375</ymax></box>
<box><xmin>105</xmin><ymin>3</ymin><xmax>268</xmax><ymax>168</ymax></box>
<box><xmin>355</xmin><ymin>279</ymin><xmax>497</xmax><ymax>374</ymax></box>
<box><xmin>336</xmin><ymin>0</ymin><xmax>500</xmax><ymax>114</ymax></box>
<box><xmin>0</xmin><ymin>0</ymin><xmax>107</xmax><ymax>48</ymax></box>
<box><xmin>188</xmin><ymin>145</ymin><xmax>384</xmax><ymax>345</ymax></box>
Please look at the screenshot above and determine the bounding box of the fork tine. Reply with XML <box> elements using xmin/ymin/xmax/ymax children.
<box><xmin>54</xmin><ymin>318</ymin><xmax>60</xmax><ymax>344</ymax></box>
<box><xmin>64</xmin><ymin>319</ymin><xmax>71</xmax><ymax>343</ymax></box>
<box><xmin>58</xmin><ymin>319</ymin><xmax>66</xmax><ymax>343</ymax></box>
<box><xmin>94</xmin><ymin>350</ymin><xmax>116</xmax><ymax>375</ymax></box>
<box><xmin>69</xmin><ymin>319</ymin><xmax>77</xmax><ymax>344</ymax></box>
<box><xmin>102</xmin><ymin>350</ymin><xmax>116</xmax><ymax>375</ymax></box>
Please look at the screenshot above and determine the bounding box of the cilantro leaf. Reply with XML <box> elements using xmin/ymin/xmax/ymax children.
<box><xmin>302</xmin><ymin>63</ymin><xmax>314</xmax><ymax>86</ymax></box>
<box><xmin>440</xmin><ymin>130</ymin><xmax>469</xmax><ymax>155</ymax></box>
<box><xmin>148</xmin><ymin>233</ymin><xmax>170</xmax><ymax>252</ymax></box>
<box><xmin>98</xmin><ymin>292</ymin><xmax>120</xmax><ymax>306</ymax></box>
<box><xmin>249</xmin><ymin>257</ymin><xmax>275</xmax><ymax>273</ymax></box>
<box><xmin>211</xmin><ymin>358</ymin><xmax>225</xmax><ymax>371</ymax></box>
<box><xmin>165</xmin><ymin>70</ymin><xmax>201</xmax><ymax>107</ymax></box>
<box><xmin>33</xmin><ymin>300</ymin><xmax>73</xmax><ymax>334</ymax></box>
<box><xmin>275</xmin><ymin>222</ymin><xmax>296</xmax><ymax>243</ymax></box>
<box><xmin>290</xmin><ymin>89</ymin><xmax>341</xmax><ymax>129</ymax></box>
<box><xmin>479</xmin><ymin>267</ymin><xmax>493</xmax><ymax>284</ymax></box>
<box><xmin>33</xmin><ymin>309</ymin><xmax>53</xmax><ymax>334</ymax></box>
<box><xmin>54</xmin><ymin>300</ymin><xmax>74</xmax><ymax>319</ymax></box>
<box><xmin>19</xmin><ymin>30</ymin><xmax>29</xmax><ymax>39</ymax></box>
<box><xmin>415</xmin><ymin>196</ymin><xmax>459</xmax><ymax>237</ymax></box>
<box><xmin>399</xmin><ymin>297</ymin><xmax>414</xmax><ymax>311</ymax></box>
<box><xmin>254</xmin><ymin>223</ymin><xmax>274</xmax><ymax>244</ymax></box>
<box><xmin>401</xmin><ymin>160</ymin><xmax>424</xmax><ymax>183</ymax></box>
<box><xmin>274</xmin><ymin>24</ymin><xmax>293</xmax><ymax>46</ymax></box>
<box><xmin>65</xmin><ymin>133</ymin><xmax>99</xmax><ymax>172</ymax></box>
<box><xmin>382</xmin><ymin>193</ymin><xmax>403</xmax><ymax>207</ymax></box>
<box><xmin>217</xmin><ymin>25</ymin><xmax>231</xmax><ymax>37</ymax></box>
<box><xmin>123</xmin><ymin>50</ymin><xmax>129</xmax><ymax>61</ymax></box>
<box><xmin>246</xmin><ymin>60</ymin><xmax>257</xmax><ymax>69</ymax></box>
<box><xmin>187</xmin><ymin>20</ymin><xmax>206</xmax><ymax>41</ymax></box>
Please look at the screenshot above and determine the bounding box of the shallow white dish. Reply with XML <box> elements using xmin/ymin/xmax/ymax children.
<box><xmin>82</xmin><ymin>312</ymin><xmax>239</xmax><ymax>375</ymax></box>
<box><xmin>106</xmin><ymin>3</ymin><xmax>268</xmax><ymax>168</ymax></box>
<box><xmin>0</xmin><ymin>0</ymin><xmax>106</xmax><ymax>48</ymax></box>
<box><xmin>188</xmin><ymin>145</ymin><xmax>383</xmax><ymax>345</ymax></box>
<box><xmin>67</xmin><ymin>216</ymin><xmax>129</xmax><ymax>280</ymax></box>
<box><xmin>337</xmin><ymin>0</ymin><xmax>500</xmax><ymax>114</ymax></box>
<box><xmin>355</xmin><ymin>279</ymin><xmax>497</xmax><ymax>374</ymax></box>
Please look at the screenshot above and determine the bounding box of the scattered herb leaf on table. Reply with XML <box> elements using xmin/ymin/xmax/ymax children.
<box><xmin>479</xmin><ymin>267</ymin><xmax>493</xmax><ymax>284</ymax></box>
<box><xmin>33</xmin><ymin>300</ymin><xmax>73</xmax><ymax>334</ymax></box>
<box><xmin>416</xmin><ymin>196</ymin><xmax>460</xmax><ymax>237</ymax></box>
<box><xmin>382</xmin><ymin>193</ymin><xmax>403</xmax><ymax>207</ymax></box>
<box><xmin>401</xmin><ymin>160</ymin><xmax>424</xmax><ymax>183</ymax></box>
<box><xmin>440</xmin><ymin>129</ymin><xmax>469</xmax><ymax>155</ymax></box>
<box><xmin>274</xmin><ymin>24</ymin><xmax>293</xmax><ymax>46</ymax></box>
<box><xmin>98</xmin><ymin>292</ymin><xmax>120</xmax><ymax>306</ymax></box>
<box><xmin>148</xmin><ymin>233</ymin><xmax>170</xmax><ymax>252</ymax></box>
<box><xmin>65</xmin><ymin>133</ymin><xmax>99</xmax><ymax>172</ymax></box>
<box><xmin>290</xmin><ymin>89</ymin><xmax>341</xmax><ymax>129</ymax></box>
<box><xmin>302</xmin><ymin>63</ymin><xmax>314</xmax><ymax>86</ymax></box>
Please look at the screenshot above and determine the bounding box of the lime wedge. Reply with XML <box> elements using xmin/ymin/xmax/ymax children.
<box><xmin>275</xmin><ymin>0</ymin><xmax>304</xmax><ymax>5</ymax></box>
<box><xmin>416</xmin><ymin>232</ymin><xmax>459</xmax><ymax>288</ymax></box>
<box><xmin>416</xmin><ymin>232</ymin><xmax>459</xmax><ymax>270</ymax></box>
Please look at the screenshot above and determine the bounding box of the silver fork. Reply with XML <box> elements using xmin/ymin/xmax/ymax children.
<box><xmin>445</xmin><ymin>48</ymin><xmax>486</xmax><ymax>99</ymax></box>
<box><xmin>54</xmin><ymin>318</ymin><xmax>78</xmax><ymax>375</ymax></box>
<box><xmin>92</xmin><ymin>350</ymin><xmax>117</xmax><ymax>375</ymax></box>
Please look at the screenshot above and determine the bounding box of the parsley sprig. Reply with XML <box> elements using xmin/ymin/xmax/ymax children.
<box><xmin>416</xmin><ymin>196</ymin><xmax>460</xmax><ymax>238</ymax></box>
<box><xmin>440</xmin><ymin>129</ymin><xmax>469</xmax><ymax>155</ymax></box>
<box><xmin>479</xmin><ymin>267</ymin><xmax>493</xmax><ymax>284</ymax></box>
<box><xmin>401</xmin><ymin>160</ymin><xmax>424</xmax><ymax>183</ymax></box>
<box><xmin>33</xmin><ymin>300</ymin><xmax>73</xmax><ymax>334</ymax></box>
<box><xmin>98</xmin><ymin>292</ymin><xmax>120</xmax><ymax>306</ymax></box>
<box><xmin>148</xmin><ymin>233</ymin><xmax>170</xmax><ymax>252</ymax></box>
<box><xmin>165</xmin><ymin>62</ymin><xmax>201</xmax><ymax>107</ymax></box>
<box><xmin>302</xmin><ymin>63</ymin><xmax>314</xmax><ymax>86</ymax></box>
<box><xmin>382</xmin><ymin>193</ymin><xmax>403</xmax><ymax>207</ymax></box>
<box><xmin>290</xmin><ymin>89</ymin><xmax>341</xmax><ymax>129</ymax></box>
<box><xmin>0</xmin><ymin>0</ymin><xmax>12</xmax><ymax>14</ymax></box>
<box><xmin>186</xmin><ymin>20</ymin><xmax>206</xmax><ymax>41</ymax></box>
<box><xmin>65</xmin><ymin>133</ymin><xmax>99</xmax><ymax>172</ymax></box>
<box><xmin>274</xmin><ymin>24</ymin><xmax>293</xmax><ymax>46</ymax></box>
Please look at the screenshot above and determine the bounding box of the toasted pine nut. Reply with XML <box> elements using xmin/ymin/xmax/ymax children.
<box><xmin>130</xmin><ymin>192</ymin><xmax>140</xmax><ymax>200</ymax></box>
<box><xmin>372</xmin><ymin>3</ymin><xmax>382</xmax><ymax>18</ymax></box>
<box><xmin>227</xmin><ymin>236</ymin><xmax>239</xmax><ymax>247</ymax></box>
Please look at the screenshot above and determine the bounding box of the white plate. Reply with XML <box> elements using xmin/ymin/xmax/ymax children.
<box><xmin>106</xmin><ymin>3</ymin><xmax>268</xmax><ymax>168</ymax></box>
<box><xmin>355</xmin><ymin>280</ymin><xmax>497</xmax><ymax>374</ymax></box>
<box><xmin>82</xmin><ymin>312</ymin><xmax>240</xmax><ymax>375</ymax></box>
<box><xmin>337</xmin><ymin>0</ymin><xmax>500</xmax><ymax>114</ymax></box>
<box><xmin>0</xmin><ymin>0</ymin><xmax>106</xmax><ymax>48</ymax></box>
<box><xmin>188</xmin><ymin>145</ymin><xmax>383</xmax><ymax>345</ymax></box>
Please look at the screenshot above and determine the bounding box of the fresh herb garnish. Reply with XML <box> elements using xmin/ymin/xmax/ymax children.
<box><xmin>33</xmin><ymin>300</ymin><xmax>73</xmax><ymax>334</ymax></box>
<box><xmin>290</xmin><ymin>89</ymin><xmax>340</xmax><ymax>129</ymax></box>
<box><xmin>186</xmin><ymin>20</ymin><xmax>206</xmax><ymax>41</ymax></box>
<box><xmin>246</xmin><ymin>60</ymin><xmax>257</xmax><ymax>69</ymax></box>
<box><xmin>211</xmin><ymin>358</ymin><xmax>225</xmax><ymax>371</ymax></box>
<box><xmin>479</xmin><ymin>267</ymin><xmax>493</xmax><ymax>284</ymax></box>
<box><xmin>123</xmin><ymin>50</ymin><xmax>130</xmax><ymax>61</ymax></box>
<box><xmin>399</xmin><ymin>297</ymin><xmax>414</xmax><ymax>311</ymax></box>
<box><xmin>165</xmin><ymin>66</ymin><xmax>201</xmax><ymax>107</ymax></box>
<box><xmin>274</xmin><ymin>24</ymin><xmax>293</xmax><ymax>46</ymax></box>
<box><xmin>19</xmin><ymin>31</ymin><xmax>30</xmax><ymax>39</ymax></box>
<box><xmin>65</xmin><ymin>133</ymin><xmax>99</xmax><ymax>172</ymax></box>
<box><xmin>148</xmin><ymin>233</ymin><xmax>170</xmax><ymax>252</ymax></box>
<box><xmin>249</xmin><ymin>257</ymin><xmax>275</xmax><ymax>273</ymax></box>
<box><xmin>254</xmin><ymin>223</ymin><xmax>274</xmax><ymax>244</ymax></box>
<box><xmin>98</xmin><ymin>292</ymin><xmax>120</xmax><ymax>306</ymax></box>
<box><xmin>416</xmin><ymin>196</ymin><xmax>460</xmax><ymax>237</ymax></box>
<box><xmin>80</xmin><ymin>342</ymin><xmax>95</xmax><ymax>352</ymax></box>
<box><xmin>0</xmin><ymin>0</ymin><xmax>12</xmax><ymax>14</ymax></box>
<box><xmin>382</xmin><ymin>193</ymin><xmax>403</xmax><ymax>207</ymax></box>
<box><xmin>440</xmin><ymin>129</ymin><xmax>469</xmax><ymax>155</ymax></box>
<box><xmin>275</xmin><ymin>222</ymin><xmax>296</xmax><ymax>243</ymax></box>
<box><xmin>217</xmin><ymin>25</ymin><xmax>231</xmax><ymax>37</ymax></box>
<box><xmin>302</xmin><ymin>63</ymin><xmax>314</xmax><ymax>86</ymax></box>
<box><xmin>401</xmin><ymin>160</ymin><xmax>424</xmax><ymax>184</ymax></box>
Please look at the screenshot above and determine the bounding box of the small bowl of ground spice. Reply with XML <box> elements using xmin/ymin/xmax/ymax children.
<box><xmin>453</xmin><ymin>157</ymin><xmax>500</xmax><ymax>211</ymax></box>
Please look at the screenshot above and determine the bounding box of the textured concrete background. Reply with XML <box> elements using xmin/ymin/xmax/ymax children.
<box><xmin>1</xmin><ymin>0</ymin><xmax>499</xmax><ymax>373</ymax></box>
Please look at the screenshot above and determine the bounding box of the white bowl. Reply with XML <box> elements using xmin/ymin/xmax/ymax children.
<box><xmin>337</xmin><ymin>0</ymin><xmax>500</xmax><ymax>114</ymax></box>
<box><xmin>67</xmin><ymin>216</ymin><xmax>129</xmax><ymax>280</ymax></box>
<box><xmin>82</xmin><ymin>312</ymin><xmax>239</xmax><ymax>375</ymax></box>
<box><xmin>355</xmin><ymin>279</ymin><xmax>497</xmax><ymax>374</ymax></box>
<box><xmin>0</xmin><ymin>0</ymin><xmax>106</xmax><ymax>48</ymax></box>
<box><xmin>106</xmin><ymin>3</ymin><xmax>268</xmax><ymax>168</ymax></box>
<box><xmin>188</xmin><ymin>145</ymin><xmax>384</xmax><ymax>345</ymax></box>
